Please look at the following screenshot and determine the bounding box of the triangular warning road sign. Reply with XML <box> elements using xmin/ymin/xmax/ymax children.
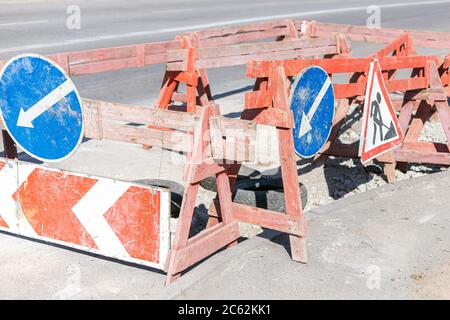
<box><xmin>358</xmin><ymin>59</ymin><xmax>404</xmax><ymax>164</ymax></box>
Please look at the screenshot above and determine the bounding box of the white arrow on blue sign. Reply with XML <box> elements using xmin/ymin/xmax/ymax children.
<box><xmin>289</xmin><ymin>66</ymin><xmax>335</xmax><ymax>158</ymax></box>
<box><xmin>0</xmin><ymin>54</ymin><xmax>83</xmax><ymax>162</ymax></box>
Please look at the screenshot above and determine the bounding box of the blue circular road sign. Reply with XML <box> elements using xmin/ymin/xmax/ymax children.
<box><xmin>289</xmin><ymin>66</ymin><xmax>335</xmax><ymax>158</ymax></box>
<box><xmin>0</xmin><ymin>54</ymin><xmax>83</xmax><ymax>162</ymax></box>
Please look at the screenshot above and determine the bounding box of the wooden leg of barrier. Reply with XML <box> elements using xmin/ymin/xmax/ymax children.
<box><xmin>393</xmin><ymin>99</ymin><xmax>416</xmax><ymax>174</ymax></box>
<box><xmin>429</xmin><ymin>61</ymin><xmax>450</xmax><ymax>148</ymax></box>
<box><xmin>156</xmin><ymin>71</ymin><xmax>180</xmax><ymax>109</ymax></box>
<box><xmin>274</xmin><ymin>66</ymin><xmax>307</xmax><ymax>262</ymax></box>
<box><xmin>166</xmin><ymin>106</ymin><xmax>209</xmax><ymax>285</ymax></box>
<box><xmin>206</xmin><ymin>199</ymin><xmax>221</xmax><ymax>228</ymax></box>
<box><xmin>435</xmin><ymin>99</ymin><xmax>450</xmax><ymax>148</ymax></box>
<box><xmin>166</xmin><ymin>166</ymin><xmax>241</xmax><ymax>284</ymax></box>
<box><xmin>278</xmin><ymin>126</ymin><xmax>307</xmax><ymax>262</ymax></box>
<box><xmin>198</xmin><ymin>69</ymin><xmax>213</xmax><ymax>103</ymax></box>
<box><xmin>286</xmin><ymin>19</ymin><xmax>299</xmax><ymax>39</ymax></box>
<box><xmin>186</xmin><ymin>84</ymin><xmax>197</xmax><ymax>113</ymax></box>
<box><xmin>165</xmin><ymin>182</ymin><xmax>200</xmax><ymax>285</ymax></box>
<box><xmin>145</xmin><ymin>71</ymin><xmax>180</xmax><ymax>150</ymax></box>
<box><xmin>335</xmin><ymin>34</ymin><xmax>351</xmax><ymax>58</ymax></box>
<box><xmin>205</xmin><ymin>163</ymin><xmax>239</xmax><ymax>229</ymax></box>
<box><xmin>398</xmin><ymin>100</ymin><xmax>415</xmax><ymax>133</ymax></box>
<box><xmin>383</xmin><ymin>157</ymin><xmax>397</xmax><ymax>183</ymax></box>
<box><xmin>404</xmin><ymin>100</ymin><xmax>430</xmax><ymax>145</ymax></box>
<box><xmin>166</xmin><ymin>104</ymin><xmax>243</xmax><ymax>284</ymax></box>
<box><xmin>1</xmin><ymin>130</ymin><xmax>17</xmax><ymax>159</ymax></box>
<box><xmin>215</xmin><ymin>169</ymin><xmax>237</xmax><ymax>248</ymax></box>
<box><xmin>380</xmin><ymin>97</ymin><xmax>415</xmax><ymax>182</ymax></box>
<box><xmin>384</xmin><ymin>99</ymin><xmax>428</xmax><ymax>181</ymax></box>
<box><xmin>205</xmin><ymin>83</ymin><xmax>260</xmax><ymax>227</ymax></box>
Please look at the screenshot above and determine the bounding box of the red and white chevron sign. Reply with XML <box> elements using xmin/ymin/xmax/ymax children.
<box><xmin>0</xmin><ymin>157</ymin><xmax>170</xmax><ymax>270</ymax></box>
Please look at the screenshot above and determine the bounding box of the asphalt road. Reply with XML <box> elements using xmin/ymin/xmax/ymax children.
<box><xmin>1</xmin><ymin>0</ymin><xmax>449</xmax><ymax>108</ymax></box>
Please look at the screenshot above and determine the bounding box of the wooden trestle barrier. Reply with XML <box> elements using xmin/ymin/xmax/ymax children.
<box><xmin>246</xmin><ymin>32</ymin><xmax>450</xmax><ymax>181</ymax></box>
<box><xmin>160</xmin><ymin>19</ymin><xmax>347</xmax><ymax>113</ymax></box>
<box><xmin>164</xmin><ymin>66</ymin><xmax>307</xmax><ymax>284</ymax></box>
<box><xmin>0</xmin><ymin>19</ymin><xmax>337</xmax><ymax>284</ymax></box>
<box><xmin>1</xmin><ymin>18</ymin><xmax>447</xmax><ymax>114</ymax></box>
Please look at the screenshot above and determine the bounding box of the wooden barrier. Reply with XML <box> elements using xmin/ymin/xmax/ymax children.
<box><xmin>11</xmin><ymin>19</ymin><xmax>446</xmax><ymax>116</ymax></box>
<box><xmin>0</xmin><ymin>40</ymin><xmax>183</xmax><ymax>77</ymax></box>
<box><xmin>303</xmin><ymin>20</ymin><xmax>450</xmax><ymax>94</ymax></box>
<box><xmin>165</xmin><ymin>66</ymin><xmax>306</xmax><ymax>284</ymax></box>
<box><xmin>158</xmin><ymin>19</ymin><xmax>347</xmax><ymax>113</ymax></box>
<box><xmin>78</xmin><ymin>95</ymin><xmax>306</xmax><ymax>285</ymax></box>
<box><xmin>309</xmin><ymin>21</ymin><xmax>450</xmax><ymax>49</ymax></box>
<box><xmin>1</xmin><ymin>90</ymin><xmax>306</xmax><ymax>284</ymax></box>
<box><xmin>0</xmin><ymin>98</ymin><xmax>198</xmax><ymax>155</ymax></box>
<box><xmin>1</xmin><ymin>19</ymin><xmax>449</xmax><ymax>284</ymax></box>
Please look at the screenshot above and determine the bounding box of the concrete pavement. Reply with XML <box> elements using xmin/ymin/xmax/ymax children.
<box><xmin>1</xmin><ymin>170</ymin><xmax>450</xmax><ymax>299</ymax></box>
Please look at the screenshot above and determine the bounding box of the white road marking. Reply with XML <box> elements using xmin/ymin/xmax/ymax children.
<box><xmin>17</xmin><ymin>80</ymin><xmax>74</xmax><ymax>128</ymax></box>
<box><xmin>71</xmin><ymin>179</ymin><xmax>130</xmax><ymax>258</ymax></box>
<box><xmin>255</xmin><ymin>124</ymin><xmax>278</xmax><ymax>165</ymax></box>
<box><xmin>151</xmin><ymin>8</ymin><xmax>193</xmax><ymax>14</ymax></box>
<box><xmin>0</xmin><ymin>20</ymin><xmax>48</xmax><ymax>28</ymax></box>
<box><xmin>0</xmin><ymin>162</ymin><xmax>36</xmax><ymax>235</ymax></box>
<box><xmin>299</xmin><ymin>77</ymin><xmax>331</xmax><ymax>138</ymax></box>
<box><xmin>418</xmin><ymin>214</ymin><xmax>436</xmax><ymax>224</ymax></box>
<box><xmin>1</xmin><ymin>0</ymin><xmax>449</xmax><ymax>53</ymax></box>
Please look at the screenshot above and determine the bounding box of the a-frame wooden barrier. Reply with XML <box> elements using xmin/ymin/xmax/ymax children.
<box><xmin>246</xmin><ymin>46</ymin><xmax>450</xmax><ymax>181</ymax></box>
<box><xmin>156</xmin><ymin>35</ymin><xmax>214</xmax><ymax>113</ymax></box>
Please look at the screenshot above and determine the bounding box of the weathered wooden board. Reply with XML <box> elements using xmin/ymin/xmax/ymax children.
<box><xmin>247</xmin><ymin>56</ymin><xmax>434</xmax><ymax>102</ymax></box>
<box><xmin>311</xmin><ymin>21</ymin><xmax>450</xmax><ymax>49</ymax></box>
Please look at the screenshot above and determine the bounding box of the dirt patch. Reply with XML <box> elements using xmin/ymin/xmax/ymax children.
<box><xmin>415</xmin><ymin>263</ymin><xmax>450</xmax><ymax>299</ymax></box>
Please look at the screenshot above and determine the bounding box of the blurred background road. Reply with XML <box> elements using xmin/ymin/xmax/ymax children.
<box><xmin>1</xmin><ymin>0</ymin><xmax>449</xmax><ymax>107</ymax></box>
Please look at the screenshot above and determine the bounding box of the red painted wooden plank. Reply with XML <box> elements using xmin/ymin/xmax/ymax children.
<box><xmin>232</xmin><ymin>203</ymin><xmax>303</xmax><ymax>236</ymax></box>
<box><xmin>169</xmin><ymin>222</ymin><xmax>240</xmax><ymax>274</ymax></box>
